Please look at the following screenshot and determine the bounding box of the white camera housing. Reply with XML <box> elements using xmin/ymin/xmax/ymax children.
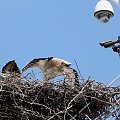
<box><xmin>94</xmin><ymin>0</ymin><xmax>114</xmax><ymax>23</ymax></box>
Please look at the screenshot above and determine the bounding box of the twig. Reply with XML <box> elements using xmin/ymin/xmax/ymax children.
<box><xmin>107</xmin><ymin>73</ymin><xmax>120</xmax><ymax>87</ymax></box>
<box><xmin>85</xmin><ymin>114</ymin><xmax>92</xmax><ymax>120</ymax></box>
<box><xmin>84</xmin><ymin>95</ymin><xmax>120</xmax><ymax>107</ymax></box>
<box><xmin>70</xmin><ymin>102</ymin><xmax>91</xmax><ymax>120</ymax></box>
<box><xmin>74</xmin><ymin>59</ymin><xmax>84</xmax><ymax>81</ymax></box>
<box><xmin>48</xmin><ymin>110</ymin><xmax>64</xmax><ymax>120</ymax></box>
<box><xmin>64</xmin><ymin>81</ymin><xmax>92</xmax><ymax>118</ymax></box>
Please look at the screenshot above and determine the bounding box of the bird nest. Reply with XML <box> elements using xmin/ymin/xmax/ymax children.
<box><xmin>0</xmin><ymin>73</ymin><xmax>120</xmax><ymax>120</ymax></box>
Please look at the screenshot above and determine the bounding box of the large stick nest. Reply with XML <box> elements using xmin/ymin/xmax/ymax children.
<box><xmin>0</xmin><ymin>73</ymin><xmax>120</xmax><ymax>120</ymax></box>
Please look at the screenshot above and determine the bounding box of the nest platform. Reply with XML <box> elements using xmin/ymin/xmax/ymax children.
<box><xmin>0</xmin><ymin>73</ymin><xmax>120</xmax><ymax>120</ymax></box>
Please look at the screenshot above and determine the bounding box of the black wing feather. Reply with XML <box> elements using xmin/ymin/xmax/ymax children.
<box><xmin>2</xmin><ymin>60</ymin><xmax>20</xmax><ymax>74</ymax></box>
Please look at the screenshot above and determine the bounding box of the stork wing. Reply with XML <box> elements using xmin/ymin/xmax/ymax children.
<box><xmin>21</xmin><ymin>57</ymin><xmax>73</xmax><ymax>82</ymax></box>
<box><xmin>21</xmin><ymin>57</ymin><xmax>53</xmax><ymax>73</ymax></box>
<box><xmin>2</xmin><ymin>60</ymin><xmax>20</xmax><ymax>74</ymax></box>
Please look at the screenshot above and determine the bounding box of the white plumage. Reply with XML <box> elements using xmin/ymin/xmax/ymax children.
<box><xmin>22</xmin><ymin>57</ymin><xmax>79</xmax><ymax>87</ymax></box>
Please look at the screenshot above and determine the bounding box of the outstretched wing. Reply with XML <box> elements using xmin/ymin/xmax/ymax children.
<box><xmin>21</xmin><ymin>57</ymin><xmax>73</xmax><ymax>81</ymax></box>
<box><xmin>21</xmin><ymin>57</ymin><xmax>70</xmax><ymax>73</ymax></box>
<box><xmin>2</xmin><ymin>60</ymin><xmax>20</xmax><ymax>74</ymax></box>
<box><xmin>21</xmin><ymin>57</ymin><xmax>53</xmax><ymax>72</ymax></box>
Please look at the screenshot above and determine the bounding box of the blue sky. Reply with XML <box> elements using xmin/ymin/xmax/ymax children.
<box><xmin>0</xmin><ymin>0</ymin><xmax>120</xmax><ymax>86</ymax></box>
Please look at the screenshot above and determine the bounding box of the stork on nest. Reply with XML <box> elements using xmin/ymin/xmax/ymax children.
<box><xmin>0</xmin><ymin>58</ymin><xmax>120</xmax><ymax>119</ymax></box>
<box><xmin>21</xmin><ymin>57</ymin><xmax>79</xmax><ymax>87</ymax></box>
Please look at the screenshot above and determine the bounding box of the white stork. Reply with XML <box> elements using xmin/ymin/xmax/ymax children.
<box><xmin>21</xmin><ymin>57</ymin><xmax>79</xmax><ymax>87</ymax></box>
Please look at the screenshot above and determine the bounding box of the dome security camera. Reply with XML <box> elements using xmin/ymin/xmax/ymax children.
<box><xmin>94</xmin><ymin>0</ymin><xmax>114</xmax><ymax>23</ymax></box>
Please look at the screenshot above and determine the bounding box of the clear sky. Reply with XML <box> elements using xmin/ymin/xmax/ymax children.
<box><xmin>0</xmin><ymin>0</ymin><xmax>120</xmax><ymax>86</ymax></box>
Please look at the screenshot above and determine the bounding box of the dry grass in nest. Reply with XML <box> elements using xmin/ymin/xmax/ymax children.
<box><xmin>0</xmin><ymin>73</ymin><xmax>120</xmax><ymax>120</ymax></box>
